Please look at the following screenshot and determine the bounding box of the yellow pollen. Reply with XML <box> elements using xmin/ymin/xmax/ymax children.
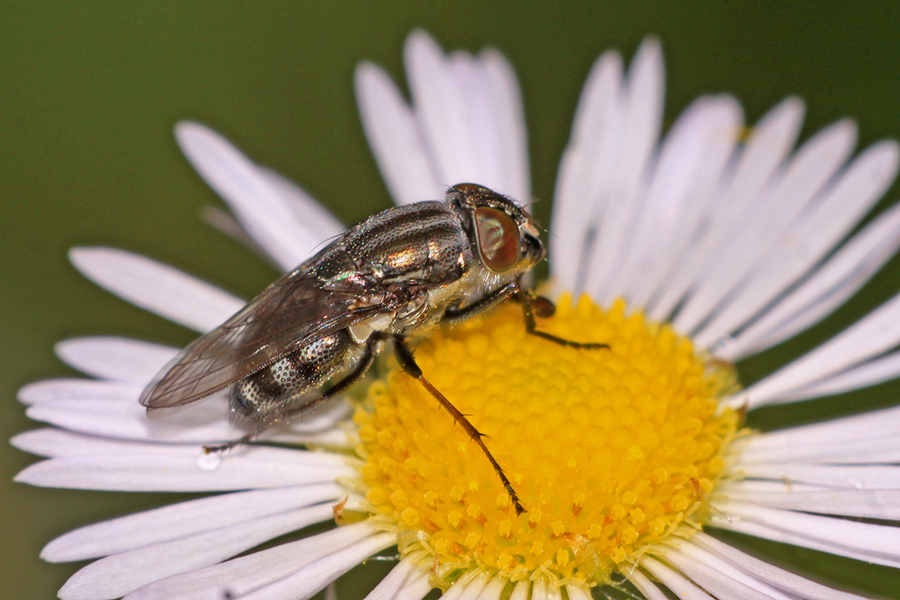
<box><xmin>353</xmin><ymin>295</ymin><xmax>741</xmax><ymax>586</ymax></box>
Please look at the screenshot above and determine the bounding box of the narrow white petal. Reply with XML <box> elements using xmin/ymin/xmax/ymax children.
<box><xmin>640</xmin><ymin>556</ymin><xmax>715</xmax><ymax>599</ymax></box>
<box><xmin>729</xmin><ymin>290</ymin><xmax>900</xmax><ymax>408</ymax></box>
<box><xmin>691</xmin><ymin>532</ymin><xmax>869</xmax><ymax>600</ymax></box>
<box><xmin>444</xmin><ymin>571</ymin><xmax>491</xmax><ymax>600</ymax></box>
<box><xmin>405</xmin><ymin>32</ymin><xmax>515</xmax><ymax>195</ymax></box>
<box><xmin>738</xmin><ymin>461</ymin><xmax>900</xmax><ymax>489</ymax></box>
<box><xmin>662</xmin><ymin>545</ymin><xmax>785</xmax><ymax>600</ymax></box>
<box><xmin>721</xmin><ymin>485</ymin><xmax>900</xmax><ymax>520</ymax></box>
<box><xmin>12</xmin><ymin>428</ymin><xmax>128</xmax><ymax>458</ymax></box>
<box><xmin>175</xmin><ymin>122</ymin><xmax>321</xmax><ymax>270</ymax></box>
<box><xmin>18</xmin><ymin>379</ymin><xmax>141</xmax><ymax>406</ymax></box>
<box><xmin>719</xmin><ymin>202</ymin><xmax>900</xmax><ymax>360</ymax></box>
<box><xmin>563</xmin><ymin>584</ymin><xmax>593</xmax><ymax>600</ymax></box>
<box><xmin>257</xmin><ymin>166</ymin><xmax>344</xmax><ymax>237</ymax></box>
<box><xmin>480</xmin><ymin>48</ymin><xmax>529</xmax><ymax>203</ymax></box>
<box><xmin>531</xmin><ymin>578</ymin><xmax>562</xmax><ymax>600</ymax></box>
<box><xmin>473</xmin><ymin>576</ymin><xmax>506</xmax><ymax>600</ymax></box>
<box><xmin>508</xmin><ymin>581</ymin><xmax>528</xmax><ymax>600</ymax></box>
<box><xmin>70</xmin><ymin>247</ymin><xmax>244</xmax><ymax>332</ymax></box>
<box><xmin>551</xmin><ymin>50</ymin><xmax>624</xmax><ymax>294</ymax></box>
<box><xmin>361</xmin><ymin>560</ymin><xmax>416</xmax><ymax>600</ymax></box>
<box><xmin>55</xmin><ymin>337</ymin><xmax>176</xmax><ymax>383</ymax></box>
<box><xmin>782</xmin><ymin>350</ymin><xmax>900</xmax><ymax>401</ymax></box>
<box><xmin>44</xmin><ymin>483</ymin><xmax>344</xmax><ymax>561</ymax></box>
<box><xmin>712</xmin><ymin>501</ymin><xmax>900</xmax><ymax>568</ymax></box>
<box><xmin>738</xmin><ymin>404</ymin><xmax>900</xmax><ymax>456</ymax></box>
<box><xmin>695</xmin><ymin>139</ymin><xmax>899</xmax><ymax>348</ymax></box>
<box><xmin>394</xmin><ymin>571</ymin><xmax>432</xmax><ymax>600</ymax></box>
<box><xmin>615</xmin><ymin>95</ymin><xmax>743</xmax><ymax>306</ymax></box>
<box><xmin>236</xmin><ymin>532</ymin><xmax>395</xmax><ymax>600</ymax></box>
<box><xmin>25</xmin><ymin>390</ymin><xmax>349</xmax><ymax>445</ymax></box>
<box><xmin>650</xmin><ymin>97</ymin><xmax>806</xmax><ymax>319</ymax></box>
<box><xmin>627</xmin><ymin>568</ymin><xmax>670</xmax><ymax>600</ymax></box>
<box><xmin>58</xmin><ymin>503</ymin><xmax>335</xmax><ymax>600</ymax></box>
<box><xmin>122</xmin><ymin>523</ymin><xmax>382</xmax><ymax>600</ymax></box>
<box><xmin>588</xmin><ymin>38</ymin><xmax>666</xmax><ymax>304</ymax></box>
<box><xmin>355</xmin><ymin>61</ymin><xmax>443</xmax><ymax>205</ymax></box>
<box><xmin>675</xmin><ymin>119</ymin><xmax>858</xmax><ymax>336</ymax></box>
<box><xmin>16</xmin><ymin>441</ymin><xmax>353</xmax><ymax>491</ymax></box>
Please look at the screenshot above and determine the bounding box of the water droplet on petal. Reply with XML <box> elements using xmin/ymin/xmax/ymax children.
<box><xmin>197</xmin><ymin>451</ymin><xmax>220</xmax><ymax>471</ymax></box>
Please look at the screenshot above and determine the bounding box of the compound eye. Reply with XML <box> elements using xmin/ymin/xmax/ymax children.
<box><xmin>474</xmin><ymin>207</ymin><xmax>520</xmax><ymax>272</ymax></box>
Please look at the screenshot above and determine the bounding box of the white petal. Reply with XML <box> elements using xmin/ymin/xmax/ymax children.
<box><xmin>531</xmin><ymin>578</ymin><xmax>562</xmax><ymax>600</ymax></box>
<box><xmin>587</xmin><ymin>38</ymin><xmax>666</xmax><ymax>304</ymax></box>
<box><xmin>404</xmin><ymin>31</ymin><xmax>525</xmax><ymax>197</ymax></box>
<box><xmin>718</xmin><ymin>202</ymin><xmax>900</xmax><ymax>360</ymax></box>
<box><xmin>15</xmin><ymin>437</ymin><xmax>353</xmax><ymax>491</ymax></box>
<box><xmin>479</xmin><ymin>48</ymin><xmax>529</xmax><ymax>203</ymax></box>
<box><xmin>627</xmin><ymin>568</ymin><xmax>670</xmax><ymax>600</ymax></box>
<box><xmin>640</xmin><ymin>556</ymin><xmax>715</xmax><ymax>599</ymax></box>
<box><xmin>236</xmin><ymin>532</ymin><xmax>395</xmax><ymax>600</ymax></box>
<box><xmin>444</xmin><ymin>571</ymin><xmax>491</xmax><ymax>600</ymax></box>
<box><xmin>473</xmin><ymin>576</ymin><xmax>506</xmax><ymax>600</ymax></box>
<box><xmin>24</xmin><ymin>389</ymin><xmax>350</xmax><ymax>445</ymax></box>
<box><xmin>614</xmin><ymin>95</ymin><xmax>743</xmax><ymax>307</ymax></box>
<box><xmin>256</xmin><ymin>166</ymin><xmax>344</xmax><ymax>237</ymax></box>
<box><xmin>355</xmin><ymin>61</ymin><xmax>443</xmax><ymax>205</ymax></box>
<box><xmin>690</xmin><ymin>532</ymin><xmax>868</xmax><ymax>600</ymax></box>
<box><xmin>729</xmin><ymin>290</ymin><xmax>900</xmax><ymax>409</ymax></box>
<box><xmin>738</xmin><ymin>461</ymin><xmax>900</xmax><ymax>489</ymax></box>
<box><xmin>18</xmin><ymin>379</ymin><xmax>141</xmax><ymax>406</ymax></box>
<box><xmin>122</xmin><ymin>523</ymin><xmax>384</xmax><ymax>600</ymax></box>
<box><xmin>394</xmin><ymin>571</ymin><xmax>432</xmax><ymax>600</ymax></box>
<box><xmin>508</xmin><ymin>580</ymin><xmax>528</xmax><ymax>600</ymax></box>
<box><xmin>70</xmin><ymin>247</ymin><xmax>244</xmax><ymax>332</ymax></box>
<box><xmin>694</xmin><ymin>139</ymin><xmax>899</xmax><ymax>349</ymax></box>
<box><xmin>361</xmin><ymin>560</ymin><xmax>416</xmax><ymax>600</ymax></box>
<box><xmin>661</xmin><ymin>545</ymin><xmax>786</xmax><ymax>600</ymax></box>
<box><xmin>720</xmin><ymin>485</ymin><xmax>900</xmax><ymax>520</ymax></box>
<box><xmin>649</xmin><ymin>98</ymin><xmax>806</xmax><ymax>319</ymax></box>
<box><xmin>551</xmin><ymin>49</ymin><xmax>624</xmax><ymax>294</ymax></box>
<box><xmin>44</xmin><ymin>483</ymin><xmax>345</xmax><ymax>561</ymax></box>
<box><xmin>58</xmin><ymin>503</ymin><xmax>336</xmax><ymax>600</ymax></box>
<box><xmin>674</xmin><ymin>119</ymin><xmax>858</xmax><ymax>336</ymax></box>
<box><xmin>781</xmin><ymin>349</ymin><xmax>900</xmax><ymax>401</ymax></box>
<box><xmin>712</xmin><ymin>501</ymin><xmax>900</xmax><ymax>568</ymax></box>
<box><xmin>55</xmin><ymin>337</ymin><xmax>176</xmax><ymax>383</ymax></box>
<box><xmin>175</xmin><ymin>122</ymin><xmax>324</xmax><ymax>270</ymax></box>
<box><xmin>563</xmin><ymin>584</ymin><xmax>592</xmax><ymax>600</ymax></box>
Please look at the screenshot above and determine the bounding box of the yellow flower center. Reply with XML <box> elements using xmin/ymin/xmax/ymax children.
<box><xmin>351</xmin><ymin>295</ymin><xmax>741</xmax><ymax>587</ymax></box>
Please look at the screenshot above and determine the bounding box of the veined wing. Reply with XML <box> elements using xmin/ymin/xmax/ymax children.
<box><xmin>139</xmin><ymin>266</ymin><xmax>385</xmax><ymax>410</ymax></box>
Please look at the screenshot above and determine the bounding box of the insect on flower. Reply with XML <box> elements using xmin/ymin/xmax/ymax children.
<box><xmin>139</xmin><ymin>183</ymin><xmax>606</xmax><ymax>515</ymax></box>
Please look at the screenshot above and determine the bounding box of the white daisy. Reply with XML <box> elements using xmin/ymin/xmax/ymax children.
<box><xmin>14</xmin><ymin>30</ymin><xmax>900</xmax><ymax>600</ymax></box>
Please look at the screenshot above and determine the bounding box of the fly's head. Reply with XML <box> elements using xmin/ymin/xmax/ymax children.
<box><xmin>446</xmin><ymin>183</ymin><xmax>545</xmax><ymax>278</ymax></box>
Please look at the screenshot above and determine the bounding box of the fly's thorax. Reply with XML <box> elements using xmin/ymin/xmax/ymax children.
<box><xmin>342</xmin><ymin>201</ymin><xmax>472</xmax><ymax>285</ymax></box>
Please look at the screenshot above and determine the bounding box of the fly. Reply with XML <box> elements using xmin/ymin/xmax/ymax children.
<box><xmin>140</xmin><ymin>183</ymin><xmax>607</xmax><ymax>514</ymax></box>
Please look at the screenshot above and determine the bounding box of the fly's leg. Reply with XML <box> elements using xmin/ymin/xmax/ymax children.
<box><xmin>281</xmin><ymin>333</ymin><xmax>383</xmax><ymax>420</ymax></box>
<box><xmin>514</xmin><ymin>283</ymin><xmax>609</xmax><ymax>350</ymax></box>
<box><xmin>393</xmin><ymin>335</ymin><xmax>526</xmax><ymax>516</ymax></box>
<box><xmin>441</xmin><ymin>281</ymin><xmax>518</xmax><ymax>324</ymax></box>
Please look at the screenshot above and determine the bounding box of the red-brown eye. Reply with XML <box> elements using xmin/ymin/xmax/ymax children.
<box><xmin>474</xmin><ymin>207</ymin><xmax>520</xmax><ymax>272</ymax></box>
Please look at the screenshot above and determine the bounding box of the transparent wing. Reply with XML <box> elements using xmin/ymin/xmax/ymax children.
<box><xmin>139</xmin><ymin>264</ymin><xmax>385</xmax><ymax>410</ymax></box>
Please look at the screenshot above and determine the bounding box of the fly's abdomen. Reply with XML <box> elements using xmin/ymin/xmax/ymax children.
<box><xmin>230</xmin><ymin>330</ymin><xmax>352</xmax><ymax>425</ymax></box>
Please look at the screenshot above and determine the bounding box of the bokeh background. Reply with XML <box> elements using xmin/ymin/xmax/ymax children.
<box><xmin>4</xmin><ymin>2</ymin><xmax>900</xmax><ymax>598</ymax></box>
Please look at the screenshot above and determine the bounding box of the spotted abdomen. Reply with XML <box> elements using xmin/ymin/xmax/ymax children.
<box><xmin>229</xmin><ymin>331</ymin><xmax>352</xmax><ymax>425</ymax></box>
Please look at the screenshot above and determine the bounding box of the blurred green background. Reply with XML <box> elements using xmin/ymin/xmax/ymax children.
<box><xmin>4</xmin><ymin>1</ymin><xmax>900</xmax><ymax>598</ymax></box>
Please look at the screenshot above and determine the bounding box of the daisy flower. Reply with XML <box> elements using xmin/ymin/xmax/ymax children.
<box><xmin>14</xmin><ymin>30</ymin><xmax>900</xmax><ymax>600</ymax></box>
